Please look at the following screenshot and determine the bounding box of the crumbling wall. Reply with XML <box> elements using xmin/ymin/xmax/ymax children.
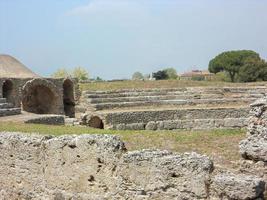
<box><xmin>239</xmin><ymin>97</ymin><xmax>267</xmax><ymax>197</ymax></box>
<box><xmin>0</xmin><ymin>132</ymin><xmax>265</xmax><ymax>200</ymax></box>
<box><xmin>0</xmin><ymin>77</ymin><xmax>80</xmax><ymax>116</ymax></box>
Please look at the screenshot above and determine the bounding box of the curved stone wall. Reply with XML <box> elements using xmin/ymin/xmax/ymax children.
<box><xmin>102</xmin><ymin>107</ymin><xmax>250</xmax><ymax>130</ymax></box>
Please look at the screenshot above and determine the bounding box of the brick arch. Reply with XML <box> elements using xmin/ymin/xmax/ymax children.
<box><xmin>22</xmin><ymin>79</ymin><xmax>61</xmax><ymax>114</ymax></box>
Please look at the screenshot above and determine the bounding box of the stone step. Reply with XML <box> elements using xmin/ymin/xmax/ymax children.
<box><xmin>111</xmin><ymin>117</ymin><xmax>248</xmax><ymax>130</ymax></box>
<box><xmin>84</xmin><ymin>86</ymin><xmax>267</xmax><ymax>95</ymax></box>
<box><xmin>0</xmin><ymin>103</ymin><xmax>14</xmax><ymax>109</ymax></box>
<box><xmin>104</xmin><ymin>107</ymin><xmax>250</xmax><ymax>125</ymax></box>
<box><xmin>0</xmin><ymin>108</ymin><xmax>21</xmax><ymax>117</ymax></box>
<box><xmin>85</xmin><ymin>89</ymin><xmax>266</xmax><ymax>99</ymax></box>
<box><xmin>0</xmin><ymin>98</ymin><xmax>6</xmax><ymax>103</ymax></box>
<box><xmin>88</xmin><ymin>94</ymin><xmax>223</xmax><ymax>103</ymax></box>
<box><xmin>84</xmin><ymin>88</ymin><xmax>185</xmax><ymax>95</ymax></box>
<box><xmin>86</xmin><ymin>91</ymin><xmax>263</xmax><ymax>99</ymax></box>
<box><xmin>88</xmin><ymin>93</ymin><xmax>263</xmax><ymax>104</ymax></box>
<box><xmin>92</xmin><ymin>98</ymin><xmax>256</xmax><ymax>110</ymax></box>
<box><xmin>86</xmin><ymin>91</ymin><xmax>191</xmax><ymax>98</ymax></box>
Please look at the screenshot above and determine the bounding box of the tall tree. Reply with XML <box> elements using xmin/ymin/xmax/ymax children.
<box><xmin>152</xmin><ymin>70</ymin><xmax>168</xmax><ymax>80</ymax></box>
<box><xmin>209</xmin><ymin>50</ymin><xmax>260</xmax><ymax>82</ymax></box>
<box><xmin>51</xmin><ymin>68</ymin><xmax>69</xmax><ymax>78</ymax></box>
<box><xmin>239</xmin><ymin>58</ymin><xmax>267</xmax><ymax>82</ymax></box>
<box><xmin>72</xmin><ymin>67</ymin><xmax>89</xmax><ymax>81</ymax></box>
<box><xmin>132</xmin><ymin>72</ymin><xmax>144</xmax><ymax>80</ymax></box>
<box><xmin>164</xmin><ymin>68</ymin><xmax>178</xmax><ymax>79</ymax></box>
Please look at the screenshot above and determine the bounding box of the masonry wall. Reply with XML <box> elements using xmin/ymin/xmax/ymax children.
<box><xmin>0</xmin><ymin>77</ymin><xmax>79</xmax><ymax>115</ymax></box>
<box><xmin>103</xmin><ymin>107</ymin><xmax>250</xmax><ymax>130</ymax></box>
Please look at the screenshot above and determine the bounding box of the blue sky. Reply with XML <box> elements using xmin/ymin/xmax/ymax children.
<box><xmin>1</xmin><ymin>0</ymin><xmax>267</xmax><ymax>79</ymax></box>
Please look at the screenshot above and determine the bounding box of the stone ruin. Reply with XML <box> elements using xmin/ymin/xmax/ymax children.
<box><xmin>79</xmin><ymin>87</ymin><xmax>267</xmax><ymax>130</ymax></box>
<box><xmin>238</xmin><ymin>97</ymin><xmax>267</xmax><ymax>198</ymax></box>
<box><xmin>0</xmin><ymin>132</ymin><xmax>265</xmax><ymax>200</ymax></box>
<box><xmin>1</xmin><ymin>97</ymin><xmax>267</xmax><ymax>199</ymax></box>
<box><xmin>0</xmin><ymin>54</ymin><xmax>79</xmax><ymax>118</ymax></box>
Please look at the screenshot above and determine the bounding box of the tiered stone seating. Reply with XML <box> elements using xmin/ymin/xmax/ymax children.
<box><xmin>82</xmin><ymin>87</ymin><xmax>266</xmax><ymax>111</ymax></box>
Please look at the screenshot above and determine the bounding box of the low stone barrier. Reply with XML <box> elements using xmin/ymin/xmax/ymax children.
<box><xmin>24</xmin><ymin>115</ymin><xmax>65</xmax><ymax>125</ymax></box>
<box><xmin>103</xmin><ymin>107</ymin><xmax>249</xmax><ymax>130</ymax></box>
<box><xmin>112</xmin><ymin>118</ymin><xmax>247</xmax><ymax>130</ymax></box>
<box><xmin>0</xmin><ymin>132</ymin><xmax>264</xmax><ymax>199</ymax></box>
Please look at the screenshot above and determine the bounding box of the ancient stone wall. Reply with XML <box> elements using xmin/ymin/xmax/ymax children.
<box><xmin>0</xmin><ymin>78</ymin><xmax>80</xmax><ymax>116</ymax></box>
<box><xmin>80</xmin><ymin>87</ymin><xmax>267</xmax><ymax>111</ymax></box>
<box><xmin>238</xmin><ymin>97</ymin><xmax>267</xmax><ymax>197</ymax></box>
<box><xmin>102</xmin><ymin>107</ymin><xmax>249</xmax><ymax>130</ymax></box>
<box><xmin>0</xmin><ymin>132</ymin><xmax>265</xmax><ymax>199</ymax></box>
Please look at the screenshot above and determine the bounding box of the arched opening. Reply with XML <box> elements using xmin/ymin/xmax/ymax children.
<box><xmin>63</xmin><ymin>79</ymin><xmax>75</xmax><ymax>118</ymax></box>
<box><xmin>88</xmin><ymin>116</ymin><xmax>104</xmax><ymax>129</ymax></box>
<box><xmin>22</xmin><ymin>84</ymin><xmax>57</xmax><ymax>114</ymax></box>
<box><xmin>2</xmin><ymin>80</ymin><xmax>14</xmax><ymax>104</ymax></box>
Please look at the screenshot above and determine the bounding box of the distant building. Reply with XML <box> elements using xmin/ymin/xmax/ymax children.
<box><xmin>179</xmin><ymin>70</ymin><xmax>214</xmax><ymax>81</ymax></box>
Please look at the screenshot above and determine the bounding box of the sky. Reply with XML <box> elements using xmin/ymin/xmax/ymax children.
<box><xmin>1</xmin><ymin>0</ymin><xmax>267</xmax><ymax>80</ymax></box>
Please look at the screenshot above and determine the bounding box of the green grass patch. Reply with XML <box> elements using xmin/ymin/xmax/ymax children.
<box><xmin>79</xmin><ymin>80</ymin><xmax>266</xmax><ymax>91</ymax></box>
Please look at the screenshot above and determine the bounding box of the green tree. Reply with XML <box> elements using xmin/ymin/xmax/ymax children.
<box><xmin>51</xmin><ymin>68</ymin><xmax>70</xmax><ymax>78</ymax></box>
<box><xmin>152</xmin><ymin>70</ymin><xmax>168</xmax><ymax>80</ymax></box>
<box><xmin>164</xmin><ymin>68</ymin><xmax>178</xmax><ymax>79</ymax></box>
<box><xmin>132</xmin><ymin>72</ymin><xmax>144</xmax><ymax>80</ymax></box>
<box><xmin>95</xmin><ymin>76</ymin><xmax>103</xmax><ymax>81</ymax></box>
<box><xmin>208</xmin><ymin>50</ymin><xmax>260</xmax><ymax>82</ymax></box>
<box><xmin>238</xmin><ymin>58</ymin><xmax>267</xmax><ymax>82</ymax></box>
<box><xmin>72</xmin><ymin>67</ymin><xmax>89</xmax><ymax>81</ymax></box>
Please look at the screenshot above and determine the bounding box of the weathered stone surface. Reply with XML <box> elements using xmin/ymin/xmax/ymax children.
<box><xmin>115</xmin><ymin>150</ymin><xmax>214</xmax><ymax>199</ymax></box>
<box><xmin>0</xmin><ymin>132</ymin><xmax>265</xmax><ymax>199</ymax></box>
<box><xmin>112</xmin><ymin>118</ymin><xmax>247</xmax><ymax>131</ymax></box>
<box><xmin>238</xmin><ymin>160</ymin><xmax>267</xmax><ymax>199</ymax></box>
<box><xmin>240</xmin><ymin>133</ymin><xmax>267</xmax><ymax>162</ymax></box>
<box><xmin>145</xmin><ymin>121</ymin><xmax>157</xmax><ymax>130</ymax></box>
<box><xmin>0</xmin><ymin>132</ymin><xmax>126</xmax><ymax>199</ymax></box>
<box><xmin>81</xmin><ymin>87</ymin><xmax>265</xmax><ymax>110</ymax></box>
<box><xmin>239</xmin><ymin>97</ymin><xmax>267</xmax><ymax>162</ymax></box>
<box><xmin>105</xmin><ymin>107</ymin><xmax>249</xmax><ymax>125</ymax></box>
<box><xmin>238</xmin><ymin>97</ymin><xmax>267</xmax><ymax>197</ymax></box>
<box><xmin>211</xmin><ymin>173</ymin><xmax>265</xmax><ymax>200</ymax></box>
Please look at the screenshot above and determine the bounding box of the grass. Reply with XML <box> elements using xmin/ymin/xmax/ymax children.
<box><xmin>0</xmin><ymin>122</ymin><xmax>246</xmax><ymax>167</ymax></box>
<box><xmin>79</xmin><ymin>79</ymin><xmax>267</xmax><ymax>91</ymax></box>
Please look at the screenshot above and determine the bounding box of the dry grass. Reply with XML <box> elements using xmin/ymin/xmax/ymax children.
<box><xmin>0</xmin><ymin>122</ymin><xmax>246</xmax><ymax>167</ymax></box>
<box><xmin>80</xmin><ymin>80</ymin><xmax>267</xmax><ymax>91</ymax></box>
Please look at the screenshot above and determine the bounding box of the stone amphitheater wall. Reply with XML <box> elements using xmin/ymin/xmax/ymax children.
<box><xmin>102</xmin><ymin>107</ymin><xmax>250</xmax><ymax>130</ymax></box>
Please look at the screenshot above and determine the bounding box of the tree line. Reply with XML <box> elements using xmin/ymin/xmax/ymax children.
<box><xmin>209</xmin><ymin>50</ymin><xmax>267</xmax><ymax>82</ymax></box>
<box><xmin>52</xmin><ymin>49</ymin><xmax>267</xmax><ymax>83</ymax></box>
<box><xmin>132</xmin><ymin>68</ymin><xmax>178</xmax><ymax>80</ymax></box>
<box><xmin>51</xmin><ymin>67</ymin><xmax>89</xmax><ymax>81</ymax></box>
